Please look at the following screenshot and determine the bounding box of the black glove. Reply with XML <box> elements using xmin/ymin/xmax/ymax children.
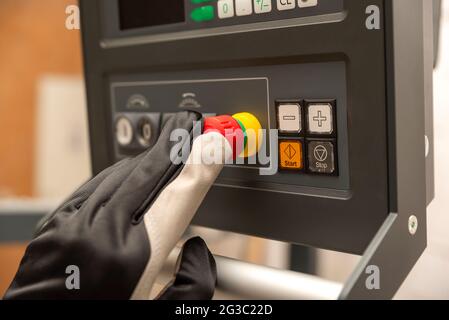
<box><xmin>4</xmin><ymin>111</ymin><xmax>232</xmax><ymax>300</ymax></box>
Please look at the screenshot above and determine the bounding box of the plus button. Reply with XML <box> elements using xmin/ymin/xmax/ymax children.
<box><xmin>313</xmin><ymin>111</ymin><xmax>328</xmax><ymax>128</ymax></box>
<box><xmin>307</xmin><ymin>103</ymin><xmax>334</xmax><ymax>135</ymax></box>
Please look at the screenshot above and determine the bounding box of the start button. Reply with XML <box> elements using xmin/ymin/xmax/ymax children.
<box><xmin>279</xmin><ymin>140</ymin><xmax>303</xmax><ymax>170</ymax></box>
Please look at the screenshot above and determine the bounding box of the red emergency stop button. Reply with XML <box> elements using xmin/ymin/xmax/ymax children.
<box><xmin>203</xmin><ymin>115</ymin><xmax>245</xmax><ymax>158</ymax></box>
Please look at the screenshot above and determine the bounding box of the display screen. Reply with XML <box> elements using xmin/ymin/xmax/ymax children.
<box><xmin>118</xmin><ymin>0</ymin><xmax>185</xmax><ymax>30</ymax></box>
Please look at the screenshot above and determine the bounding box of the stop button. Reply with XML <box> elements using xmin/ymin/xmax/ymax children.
<box><xmin>307</xmin><ymin>141</ymin><xmax>336</xmax><ymax>174</ymax></box>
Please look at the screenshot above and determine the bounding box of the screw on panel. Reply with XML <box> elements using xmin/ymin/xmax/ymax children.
<box><xmin>408</xmin><ymin>215</ymin><xmax>418</xmax><ymax>235</ymax></box>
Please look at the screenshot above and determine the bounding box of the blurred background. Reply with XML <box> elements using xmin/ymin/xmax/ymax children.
<box><xmin>0</xmin><ymin>0</ymin><xmax>448</xmax><ymax>299</ymax></box>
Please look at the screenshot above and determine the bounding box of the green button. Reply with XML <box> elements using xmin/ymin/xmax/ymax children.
<box><xmin>191</xmin><ymin>6</ymin><xmax>215</xmax><ymax>22</ymax></box>
<box><xmin>191</xmin><ymin>0</ymin><xmax>215</xmax><ymax>3</ymax></box>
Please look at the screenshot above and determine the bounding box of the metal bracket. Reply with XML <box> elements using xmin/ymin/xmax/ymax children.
<box><xmin>339</xmin><ymin>212</ymin><xmax>426</xmax><ymax>299</ymax></box>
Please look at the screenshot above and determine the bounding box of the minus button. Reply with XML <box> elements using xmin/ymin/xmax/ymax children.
<box><xmin>277</xmin><ymin>103</ymin><xmax>302</xmax><ymax>134</ymax></box>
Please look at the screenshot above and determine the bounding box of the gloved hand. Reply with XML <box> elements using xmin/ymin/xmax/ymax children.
<box><xmin>4</xmin><ymin>111</ymin><xmax>233</xmax><ymax>300</ymax></box>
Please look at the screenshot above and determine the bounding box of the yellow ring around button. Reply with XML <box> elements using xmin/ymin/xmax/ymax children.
<box><xmin>232</xmin><ymin>112</ymin><xmax>262</xmax><ymax>158</ymax></box>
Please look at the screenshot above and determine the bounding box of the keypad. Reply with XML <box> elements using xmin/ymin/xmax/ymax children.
<box><xmin>203</xmin><ymin>0</ymin><xmax>319</xmax><ymax>22</ymax></box>
<box><xmin>276</xmin><ymin>99</ymin><xmax>338</xmax><ymax>175</ymax></box>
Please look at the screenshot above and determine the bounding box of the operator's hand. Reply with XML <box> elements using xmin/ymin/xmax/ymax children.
<box><xmin>4</xmin><ymin>111</ymin><xmax>233</xmax><ymax>300</ymax></box>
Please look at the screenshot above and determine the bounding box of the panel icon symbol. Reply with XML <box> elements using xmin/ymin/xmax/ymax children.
<box><xmin>313</xmin><ymin>145</ymin><xmax>328</xmax><ymax>162</ymax></box>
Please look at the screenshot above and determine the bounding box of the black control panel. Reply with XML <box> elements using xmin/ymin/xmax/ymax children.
<box><xmin>81</xmin><ymin>0</ymin><xmax>432</xmax><ymax>255</ymax></box>
<box><xmin>110</xmin><ymin>62</ymin><xmax>349</xmax><ymax>194</ymax></box>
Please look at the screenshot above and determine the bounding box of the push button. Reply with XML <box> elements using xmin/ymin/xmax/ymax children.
<box><xmin>218</xmin><ymin>0</ymin><xmax>235</xmax><ymax>19</ymax></box>
<box><xmin>116</xmin><ymin>117</ymin><xmax>133</xmax><ymax>146</ymax></box>
<box><xmin>254</xmin><ymin>0</ymin><xmax>272</xmax><ymax>14</ymax></box>
<box><xmin>277</xmin><ymin>0</ymin><xmax>296</xmax><ymax>11</ymax></box>
<box><xmin>307</xmin><ymin>102</ymin><xmax>334</xmax><ymax>135</ymax></box>
<box><xmin>191</xmin><ymin>6</ymin><xmax>215</xmax><ymax>22</ymax></box>
<box><xmin>277</xmin><ymin>103</ymin><xmax>302</xmax><ymax>134</ymax></box>
<box><xmin>307</xmin><ymin>141</ymin><xmax>336</xmax><ymax>174</ymax></box>
<box><xmin>279</xmin><ymin>140</ymin><xmax>303</xmax><ymax>170</ymax></box>
<box><xmin>137</xmin><ymin>113</ymin><xmax>161</xmax><ymax>148</ymax></box>
<box><xmin>298</xmin><ymin>0</ymin><xmax>318</xmax><ymax>8</ymax></box>
<box><xmin>236</xmin><ymin>0</ymin><xmax>253</xmax><ymax>16</ymax></box>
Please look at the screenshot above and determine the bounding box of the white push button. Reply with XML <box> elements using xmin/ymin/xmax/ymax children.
<box><xmin>298</xmin><ymin>0</ymin><xmax>318</xmax><ymax>8</ymax></box>
<box><xmin>277</xmin><ymin>0</ymin><xmax>296</xmax><ymax>11</ymax></box>
<box><xmin>236</xmin><ymin>0</ymin><xmax>253</xmax><ymax>16</ymax></box>
<box><xmin>137</xmin><ymin>117</ymin><xmax>153</xmax><ymax>147</ymax></box>
<box><xmin>116</xmin><ymin>117</ymin><xmax>133</xmax><ymax>146</ymax></box>
<box><xmin>254</xmin><ymin>0</ymin><xmax>272</xmax><ymax>14</ymax></box>
<box><xmin>218</xmin><ymin>0</ymin><xmax>235</xmax><ymax>19</ymax></box>
<box><xmin>278</xmin><ymin>104</ymin><xmax>302</xmax><ymax>134</ymax></box>
<box><xmin>307</xmin><ymin>103</ymin><xmax>334</xmax><ymax>135</ymax></box>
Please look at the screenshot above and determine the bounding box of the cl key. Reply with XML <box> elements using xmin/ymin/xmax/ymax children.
<box><xmin>277</xmin><ymin>0</ymin><xmax>296</xmax><ymax>11</ymax></box>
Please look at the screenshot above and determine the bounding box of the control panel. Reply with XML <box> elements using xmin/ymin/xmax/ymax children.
<box><xmin>110</xmin><ymin>62</ymin><xmax>349</xmax><ymax>194</ymax></box>
<box><xmin>81</xmin><ymin>0</ymin><xmax>432</xmax><ymax>255</ymax></box>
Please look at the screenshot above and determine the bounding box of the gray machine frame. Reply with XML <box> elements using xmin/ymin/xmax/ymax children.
<box><xmin>339</xmin><ymin>0</ymin><xmax>434</xmax><ymax>299</ymax></box>
<box><xmin>79</xmin><ymin>0</ymin><xmax>435</xmax><ymax>299</ymax></box>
